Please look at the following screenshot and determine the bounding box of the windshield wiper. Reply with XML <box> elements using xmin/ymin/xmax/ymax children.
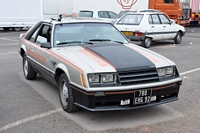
<box><xmin>57</xmin><ymin>41</ymin><xmax>93</xmax><ymax>46</ymax></box>
<box><xmin>88</xmin><ymin>39</ymin><xmax>124</xmax><ymax>44</ymax></box>
<box><xmin>57</xmin><ymin>41</ymin><xmax>82</xmax><ymax>45</ymax></box>
<box><xmin>89</xmin><ymin>39</ymin><xmax>111</xmax><ymax>42</ymax></box>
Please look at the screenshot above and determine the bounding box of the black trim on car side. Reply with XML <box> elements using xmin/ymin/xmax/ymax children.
<box><xmin>27</xmin><ymin>56</ymin><xmax>57</xmax><ymax>86</ymax></box>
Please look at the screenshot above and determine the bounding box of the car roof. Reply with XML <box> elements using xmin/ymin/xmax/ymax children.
<box><xmin>138</xmin><ymin>9</ymin><xmax>160</xmax><ymax>12</ymax></box>
<box><xmin>42</xmin><ymin>17</ymin><xmax>111</xmax><ymax>24</ymax></box>
<box><xmin>125</xmin><ymin>12</ymin><xmax>163</xmax><ymax>15</ymax></box>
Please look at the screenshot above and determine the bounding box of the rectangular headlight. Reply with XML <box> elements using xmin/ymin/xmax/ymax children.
<box><xmin>166</xmin><ymin>67</ymin><xmax>174</xmax><ymax>75</ymax></box>
<box><xmin>157</xmin><ymin>68</ymin><xmax>166</xmax><ymax>76</ymax></box>
<box><xmin>88</xmin><ymin>74</ymin><xmax>100</xmax><ymax>83</ymax></box>
<box><xmin>102</xmin><ymin>74</ymin><xmax>115</xmax><ymax>83</ymax></box>
<box><xmin>157</xmin><ymin>67</ymin><xmax>174</xmax><ymax>77</ymax></box>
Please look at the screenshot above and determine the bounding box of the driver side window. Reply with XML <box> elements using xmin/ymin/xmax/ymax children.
<box><xmin>29</xmin><ymin>24</ymin><xmax>52</xmax><ymax>45</ymax></box>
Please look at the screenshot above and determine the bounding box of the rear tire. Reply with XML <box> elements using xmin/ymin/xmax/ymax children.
<box><xmin>142</xmin><ymin>37</ymin><xmax>152</xmax><ymax>48</ymax></box>
<box><xmin>3</xmin><ymin>27</ymin><xmax>10</xmax><ymax>31</ymax></box>
<box><xmin>174</xmin><ymin>32</ymin><xmax>182</xmax><ymax>44</ymax></box>
<box><xmin>59</xmin><ymin>73</ymin><xmax>80</xmax><ymax>113</ymax></box>
<box><xmin>23</xmin><ymin>53</ymin><xmax>37</xmax><ymax>80</ymax></box>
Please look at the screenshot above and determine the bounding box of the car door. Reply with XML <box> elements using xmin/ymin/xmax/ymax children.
<box><xmin>158</xmin><ymin>14</ymin><xmax>176</xmax><ymax>39</ymax></box>
<box><xmin>150</xmin><ymin>14</ymin><xmax>164</xmax><ymax>40</ymax></box>
<box><xmin>27</xmin><ymin>23</ymin><xmax>55</xmax><ymax>83</ymax></box>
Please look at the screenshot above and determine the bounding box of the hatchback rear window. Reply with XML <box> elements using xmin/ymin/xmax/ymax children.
<box><xmin>117</xmin><ymin>14</ymin><xmax>143</xmax><ymax>25</ymax></box>
<box><xmin>78</xmin><ymin>11</ymin><xmax>93</xmax><ymax>17</ymax></box>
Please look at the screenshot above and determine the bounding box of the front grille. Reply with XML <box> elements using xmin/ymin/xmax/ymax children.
<box><xmin>118</xmin><ymin>69</ymin><xmax>159</xmax><ymax>86</ymax></box>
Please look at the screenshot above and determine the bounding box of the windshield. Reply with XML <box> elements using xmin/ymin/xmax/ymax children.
<box><xmin>53</xmin><ymin>23</ymin><xmax>128</xmax><ymax>47</ymax></box>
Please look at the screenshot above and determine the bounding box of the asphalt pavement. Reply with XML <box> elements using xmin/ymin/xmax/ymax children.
<box><xmin>185</xmin><ymin>26</ymin><xmax>200</xmax><ymax>36</ymax></box>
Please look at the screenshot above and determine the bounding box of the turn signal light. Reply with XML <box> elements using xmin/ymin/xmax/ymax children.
<box><xmin>191</xmin><ymin>12</ymin><xmax>195</xmax><ymax>18</ymax></box>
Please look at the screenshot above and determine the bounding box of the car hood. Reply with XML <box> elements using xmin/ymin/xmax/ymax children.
<box><xmin>52</xmin><ymin>43</ymin><xmax>175</xmax><ymax>73</ymax></box>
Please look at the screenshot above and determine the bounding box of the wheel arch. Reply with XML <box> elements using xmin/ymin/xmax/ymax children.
<box><xmin>177</xmin><ymin>30</ymin><xmax>183</xmax><ymax>36</ymax></box>
<box><xmin>20</xmin><ymin>45</ymin><xmax>26</xmax><ymax>57</ymax></box>
<box><xmin>54</xmin><ymin>63</ymin><xmax>70</xmax><ymax>86</ymax></box>
<box><xmin>144</xmin><ymin>35</ymin><xmax>153</xmax><ymax>41</ymax></box>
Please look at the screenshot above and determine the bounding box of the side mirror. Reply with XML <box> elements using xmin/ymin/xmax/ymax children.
<box><xmin>19</xmin><ymin>33</ymin><xmax>25</xmax><ymax>39</ymax></box>
<box><xmin>41</xmin><ymin>42</ymin><xmax>52</xmax><ymax>49</ymax></box>
<box><xmin>170</xmin><ymin>19</ymin><xmax>175</xmax><ymax>24</ymax></box>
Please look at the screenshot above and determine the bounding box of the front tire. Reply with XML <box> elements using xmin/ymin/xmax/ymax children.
<box><xmin>142</xmin><ymin>37</ymin><xmax>152</xmax><ymax>48</ymax></box>
<box><xmin>174</xmin><ymin>32</ymin><xmax>182</xmax><ymax>44</ymax></box>
<box><xmin>59</xmin><ymin>73</ymin><xmax>80</xmax><ymax>113</ymax></box>
<box><xmin>23</xmin><ymin>53</ymin><xmax>37</xmax><ymax>80</ymax></box>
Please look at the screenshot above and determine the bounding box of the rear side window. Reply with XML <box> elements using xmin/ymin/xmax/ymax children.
<box><xmin>117</xmin><ymin>14</ymin><xmax>143</xmax><ymax>25</ymax></box>
<box><xmin>78</xmin><ymin>11</ymin><xmax>93</xmax><ymax>17</ymax></box>
<box><xmin>148</xmin><ymin>15</ymin><xmax>153</xmax><ymax>24</ymax></box>
<box><xmin>108</xmin><ymin>11</ymin><xmax>117</xmax><ymax>19</ymax></box>
<box><xmin>98</xmin><ymin>11</ymin><xmax>109</xmax><ymax>18</ymax></box>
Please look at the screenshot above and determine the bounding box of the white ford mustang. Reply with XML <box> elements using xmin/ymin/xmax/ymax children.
<box><xmin>18</xmin><ymin>16</ymin><xmax>182</xmax><ymax>113</ymax></box>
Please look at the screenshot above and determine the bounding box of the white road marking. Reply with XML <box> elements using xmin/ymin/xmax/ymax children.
<box><xmin>0</xmin><ymin>37</ymin><xmax>19</xmax><ymax>39</ymax></box>
<box><xmin>180</xmin><ymin>68</ymin><xmax>200</xmax><ymax>76</ymax></box>
<box><xmin>0</xmin><ymin>38</ymin><xmax>19</xmax><ymax>41</ymax></box>
<box><xmin>0</xmin><ymin>52</ymin><xmax>18</xmax><ymax>55</ymax></box>
<box><xmin>0</xmin><ymin>108</ymin><xmax>62</xmax><ymax>132</ymax></box>
<box><xmin>0</xmin><ymin>43</ymin><xmax>19</xmax><ymax>46</ymax></box>
<box><xmin>0</xmin><ymin>67</ymin><xmax>200</xmax><ymax>131</ymax></box>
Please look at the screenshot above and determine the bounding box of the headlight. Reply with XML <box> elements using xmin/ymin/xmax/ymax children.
<box><xmin>157</xmin><ymin>67</ymin><xmax>174</xmax><ymax>77</ymax></box>
<box><xmin>88</xmin><ymin>73</ymin><xmax>116</xmax><ymax>84</ymax></box>
<box><xmin>102</xmin><ymin>74</ymin><xmax>115</xmax><ymax>83</ymax></box>
<box><xmin>166</xmin><ymin>67</ymin><xmax>174</xmax><ymax>75</ymax></box>
<box><xmin>88</xmin><ymin>74</ymin><xmax>100</xmax><ymax>83</ymax></box>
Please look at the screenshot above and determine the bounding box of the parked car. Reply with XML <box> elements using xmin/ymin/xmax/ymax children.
<box><xmin>115</xmin><ymin>12</ymin><xmax>185</xmax><ymax>48</ymax></box>
<box><xmin>18</xmin><ymin>16</ymin><xmax>182</xmax><ymax>113</ymax></box>
<box><xmin>78</xmin><ymin>10</ymin><xmax>117</xmax><ymax>24</ymax></box>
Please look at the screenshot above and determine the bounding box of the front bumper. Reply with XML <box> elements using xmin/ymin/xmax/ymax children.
<box><xmin>70</xmin><ymin>81</ymin><xmax>181</xmax><ymax>111</ymax></box>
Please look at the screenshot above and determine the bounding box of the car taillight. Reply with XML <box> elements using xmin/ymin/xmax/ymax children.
<box><xmin>133</xmin><ymin>32</ymin><xmax>142</xmax><ymax>36</ymax></box>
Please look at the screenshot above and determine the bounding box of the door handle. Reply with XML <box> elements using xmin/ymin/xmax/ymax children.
<box><xmin>163</xmin><ymin>26</ymin><xmax>166</xmax><ymax>28</ymax></box>
<box><xmin>151</xmin><ymin>26</ymin><xmax>154</xmax><ymax>28</ymax></box>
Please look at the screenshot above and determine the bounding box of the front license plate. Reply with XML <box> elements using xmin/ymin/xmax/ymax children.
<box><xmin>122</xmin><ymin>31</ymin><xmax>133</xmax><ymax>36</ymax></box>
<box><xmin>134</xmin><ymin>89</ymin><xmax>152</xmax><ymax>104</ymax></box>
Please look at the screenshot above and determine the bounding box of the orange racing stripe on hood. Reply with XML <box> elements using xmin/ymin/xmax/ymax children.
<box><xmin>79</xmin><ymin>48</ymin><xmax>116</xmax><ymax>70</ymax></box>
<box><xmin>128</xmin><ymin>46</ymin><xmax>159</xmax><ymax>63</ymax></box>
